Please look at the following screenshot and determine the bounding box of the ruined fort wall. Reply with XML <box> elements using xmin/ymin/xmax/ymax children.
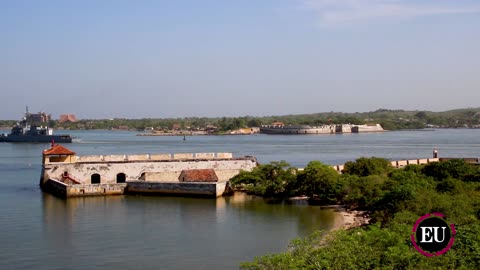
<box><xmin>354</xmin><ymin>124</ymin><xmax>384</xmax><ymax>132</ymax></box>
<box><xmin>67</xmin><ymin>183</ymin><xmax>127</xmax><ymax>196</ymax></box>
<box><xmin>43</xmin><ymin>158</ymin><xmax>257</xmax><ymax>185</ymax></box>
<box><xmin>126</xmin><ymin>181</ymin><xmax>227</xmax><ymax>197</ymax></box>
<box><xmin>74</xmin><ymin>152</ymin><xmax>234</xmax><ymax>163</ymax></box>
<box><xmin>260</xmin><ymin>124</ymin><xmax>383</xmax><ymax>134</ymax></box>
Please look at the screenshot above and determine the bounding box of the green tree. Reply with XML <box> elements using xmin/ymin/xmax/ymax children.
<box><xmin>240</xmin><ymin>159</ymin><xmax>480</xmax><ymax>270</ymax></box>
<box><xmin>298</xmin><ymin>161</ymin><xmax>341</xmax><ymax>204</ymax></box>
<box><xmin>230</xmin><ymin>161</ymin><xmax>297</xmax><ymax>198</ymax></box>
<box><xmin>247</xmin><ymin>118</ymin><xmax>262</xmax><ymax>127</ymax></box>
<box><xmin>343</xmin><ymin>157</ymin><xmax>392</xmax><ymax>176</ymax></box>
<box><xmin>422</xmin><ymin>159</ymin><xmax>477</xmax><ymax>181</ymax></box>
<box><xmin>414</xmin><ymin>111</ymin><xmax>427</xmax><ymax>119</ymax></box>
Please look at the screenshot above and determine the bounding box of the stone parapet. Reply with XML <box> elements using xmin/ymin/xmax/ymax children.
<box><xmin>67</xmin><ymin>183</ymin><xmax>127</xmax><ymax>197</ymax></box>
<box><xmin>53</xmin><ymin>152</ymin><xmax>236</xmax><ymax>164</ymax></box>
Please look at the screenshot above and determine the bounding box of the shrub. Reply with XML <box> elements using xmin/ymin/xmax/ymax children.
<box><xmin>230</xmin><ymin>161</ymin><xmax>297</xmax><ymax>198</ymax></box>
<box><xmin>343</xmin><ymin>157</ymin><xmax>392</xmax><ymax>176</ymax></box>
<box><xmin>422</xmin><ymin>159</ymin><xmax>477</xmax><ymax>181</ymax></box>
<box><xmin>299</xmin><ymin>161</ymin><xmax>341</xmax><ymax>204</ymax></box>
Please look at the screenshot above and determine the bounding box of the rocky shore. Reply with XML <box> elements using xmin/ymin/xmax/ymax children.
<box><xmin>329</xmin><ymin>205</ymin><xmax>370</xmax><ymax>230</ymax></box>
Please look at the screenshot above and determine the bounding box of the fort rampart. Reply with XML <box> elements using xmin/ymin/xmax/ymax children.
<box><xmin>40</xmin><ymin>146</ymin><xmax>257</xmax><ymax>198</ymax></box>
<box><xmin>259</xmin><ymin>124</ymin><xmax>384</xmax><ymax>135</ymax></box>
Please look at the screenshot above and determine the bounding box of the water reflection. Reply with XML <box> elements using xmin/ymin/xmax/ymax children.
<box><xmin>40</xmin><ymin>192</ymin><xmax>336</xmax><ymax>269</ymax></box>
<box><xmin>223</xmin><ymin>192</ymin><xmax>336</xmax><ymax>236</ymax></box>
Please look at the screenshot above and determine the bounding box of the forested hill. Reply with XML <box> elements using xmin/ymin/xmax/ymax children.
<box><xmin>1</xmin><ymin>107</ymin><xmax>480</xmax><ymax>131</ymax></box>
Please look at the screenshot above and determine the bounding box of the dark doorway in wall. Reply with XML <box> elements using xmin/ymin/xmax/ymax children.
<box><xmin>91</xmin><ymin>173</ymin><xmax>101</xmax><ymax>184</ymax></box>
<box><xmin>116</xmin><ymin>173</ymin><xmax>126</xmax><ymax>183</ymax></box>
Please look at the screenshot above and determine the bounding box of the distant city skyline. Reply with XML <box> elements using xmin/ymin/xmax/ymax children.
<box><xmin>1</xmin><ymin>0</ymin><xmax>479</xmax><ymax>120</ymax></box>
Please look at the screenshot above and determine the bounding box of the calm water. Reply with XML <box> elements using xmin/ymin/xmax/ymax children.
<box><xmin>0</xmin><ymin>129</ymin><xmax>479</xmax><ymax>269</ymax></box>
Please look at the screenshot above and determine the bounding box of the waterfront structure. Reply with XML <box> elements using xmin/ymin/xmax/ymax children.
<box><xmin>30</xmin><ymin>112</ymin><xmax>50</xmax><ymax>123</ymax></box>
<box><xmin>259</xmin><ymin>123</ymin><xmax>384</xmax><ymax>134</ymax></box>
<box><xmin>0</xmin><ymin>107</ymin><xmax>72</xmax><ymax>143</ymax></box>
<box><xmin>40</xmin><ymin>144</ymin><xmax>258</xmax><ymax>198</ymax></box>
<box><xmin>58</xmin><ymin>114</ymin><xmax>78</xmax><ymax>123</ymax></box>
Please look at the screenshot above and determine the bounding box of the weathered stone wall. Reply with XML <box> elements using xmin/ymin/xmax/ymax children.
<box><xmin>216</xmin><ymin>153</ymin><xmax>233</xmax><ymax>159</ymax></box>
<box><xmin>103</xmin><ymin>155</ymin><xmax>127</xmax><ymax>162</ymax></box>
<box><xmin>173</xmin><ymin>153</ymin><xmax>194</xmax><ymax>159</ymax></box>
<box><xmin>126</xmin><ymin>181</ymin><xmax>228</xmax><ymax>197</ymax></box>
<box><xmin>66</xmin><ymin>183</ymin><xmax>127</xmax><ymax>197</ymax></box>
<box><xmin>195</xmin><ymin>153</ymin><xmax>215</xmax><ymax>159</ymax></box>
<box><xmin>338</xmin><ymin>124</ymin><xmax>354</xmax><ymax>133</ymax></box>
<box><xmin>260</xmin><ymin>124</ymin><xmax>383</xmax><ymax>134</ymax></box>
<box><xmin>69</xmin><ymin>152</ymin><xmax>236</xmax><ymax>163</ymax></box>
<box><xmin>42</xmin><ymin>179</ymin><xmax>228</xmax><ymax>198</ymax></box>
<box><xmin>355</xmin><ymin>124</ymin><xmax>384</xmax><ymax>132</ymax></box>
<box><xmin>150</xmin><ymin>154</ymin><xmax>172</xmax><ymax>160</ymax></box>
<box><xmin>43</xmin><ymin>157</ymin><xmax>257</xmax><ymax>185</ymax></box>
<box><xmin>42</xmin><ymin>178</ymin><xmax>68</xmax><ymax>198</ymax></box>
<box><xmin>77</xmin><ymin>155</ymin><xmax>104</xmax><ymax>162</ymax></box>
<box><xmin>143</xmin><ymin>172</ymin><xmax>180</xmax><ymax>182</ymax></box>
<box><xmin>215</xmin><ymin>169</ymin><xmax>244</xmax><ymax>181</ymax></box>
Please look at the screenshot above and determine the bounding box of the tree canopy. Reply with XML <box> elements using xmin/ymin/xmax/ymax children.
<box><xmin>237</xmin><ymin>158</ymin><xmax>480</xmax><ymax>269</ymax></box>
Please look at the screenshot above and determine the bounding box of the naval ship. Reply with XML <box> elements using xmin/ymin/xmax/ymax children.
<box><xmin>0</xmin><ymin>107</ymin><xmax>72</xmax><ymax>143</ymax></box>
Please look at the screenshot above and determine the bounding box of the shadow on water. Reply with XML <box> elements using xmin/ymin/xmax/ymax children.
<box><xmin>223</xmin><ymin>192</ymin><xmax>337</xmax><ymax>235</ymax></box>
<box><xmin>39</xmin><ymin>192</ymin><xmax>337</xmax><ymax>270</ymax></box>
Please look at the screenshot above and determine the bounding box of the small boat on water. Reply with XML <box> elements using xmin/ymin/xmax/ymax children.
<box><xmin>0</xmin><ymin>107</ymin><xmax>73</xmax><ymax>143</ymax></box>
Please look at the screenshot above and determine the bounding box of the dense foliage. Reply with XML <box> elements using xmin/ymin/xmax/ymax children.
<box><xmin>343</xmin><ymin>157</ymin><xmax>392</xmax><ymax>176</ymax></box>
<box><xmin>0</xmin><ymin>120</ymin><xmax>16</xmax><ymax>129</ymax></box>
<box><xmin>234</xmin><ymin>158</ymin><xmax>480</xmax><ymax>269</ymax></box>
<box><xmin>231</xmin><ymin>161</ymin><xmax>297</xmax><ymax>197</ymax></box>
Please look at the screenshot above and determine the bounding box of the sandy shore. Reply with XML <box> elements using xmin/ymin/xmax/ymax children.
<box><xmin>328</xmin><ymin>205</ymin><xmax>369</xmax><ymax>230</ymax></box>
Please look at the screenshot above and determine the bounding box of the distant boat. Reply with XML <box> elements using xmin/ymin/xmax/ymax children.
<box><xmin>0</xmin><ymin>106</ymin><xmax>73</xmax><ymax>143</ymax></box>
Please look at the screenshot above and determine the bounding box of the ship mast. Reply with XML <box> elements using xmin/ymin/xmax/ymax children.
<box><xmin>24</xmin><ymin>105</ymin><xmax>31</xmax><ymax>132</ymax></box>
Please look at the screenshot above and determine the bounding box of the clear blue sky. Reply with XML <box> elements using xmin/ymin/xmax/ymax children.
<box><xmin>1</xmin><ymin>0</ymin><xmax>479</xmax><ymax>119</ymax></box>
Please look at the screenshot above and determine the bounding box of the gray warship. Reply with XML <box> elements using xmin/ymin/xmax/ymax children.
<box><xmin>0</xmin><ymin>107</ymin><xmax>72</xmax><ymax>143</ymax></box>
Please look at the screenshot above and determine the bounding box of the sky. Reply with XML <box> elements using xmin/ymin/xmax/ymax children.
<box><xmin>1</xmin><ymin>0</ymin><xmax>479</xmax><ymax>119</ymax></box>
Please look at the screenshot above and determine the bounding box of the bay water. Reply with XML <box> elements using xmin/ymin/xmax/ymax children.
<box><xmin>0</xmin><ymin>129</ymin><xmax>478</xmax><ymax>269</ymax></box>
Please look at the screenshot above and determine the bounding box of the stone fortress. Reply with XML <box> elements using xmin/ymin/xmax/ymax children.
<box><xmin>259</xmin><ymin>123</ymin><xmax>384</xmax><ymax>134</ymax></box>
<box><xmin>40</xmin><ymin>144</ymin><xmax>257</xmax><ymax>198</ymax></box>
